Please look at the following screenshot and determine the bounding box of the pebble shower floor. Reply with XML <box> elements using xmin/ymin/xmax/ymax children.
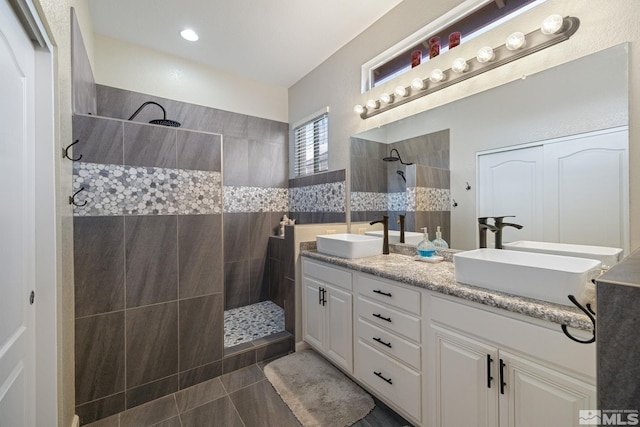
<box><xmin>224</xmin><ymin>301</ymin><xmax>285</xmax><ymax>347</ymax></box>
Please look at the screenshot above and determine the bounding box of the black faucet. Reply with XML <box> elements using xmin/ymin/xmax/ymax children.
<box><xmin>478</xmin><ymin>216</ymin><xmax>523</xmax><ymax>249</ymax></box>
<box><xmin>478</xmin><ymin>217</ymin><xmax>499</xmax><ymax>249</ymax></box>
<box><xmin>370</xmin><ymin>215</ymin><xmax>389</xmax><ymax>255</ymax></box>
<box><xmin>493</xmin><ymin>216</ymin><xmax>523</xmax><ymax>249</ymax></box>
<box><xmin>397</xmin><ymin>214</ymin><xmax>405</xmax><ymax>244</ymax></box>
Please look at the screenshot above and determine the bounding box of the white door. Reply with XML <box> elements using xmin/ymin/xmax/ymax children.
<box><xmin>430</xmin><ymin>324</ymin><xmax>498</xmax><ymax>427</ymax></box>
<box><xmin>499</xmin><ymin>351</ymin><xmax>596</xmax><ymax>427</ymax></box>
<box><xmin>0</xmin><ymin>1</ymin><xmax>36</xmax><ymax>425</ymax></box>
<box><xmin>477</xmin><ymin>146</ymin><xmax>544</xmax><ymax>245</ymax></box>
<box><xmin>325</xmin><ymin>284</ymin><xmax>353</xmax><ymax>373</ymax></box>
<box><xmin>543</xmin><ymin>128</ymin><xmax>629</xmax><ymax>251</ymax></box>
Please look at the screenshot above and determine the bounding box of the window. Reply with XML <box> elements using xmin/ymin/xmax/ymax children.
<box><xmin>293</xmin><ymin>110</ymin><xmax>329</xmax><ymax>177</ymax></box>
<box><xmin>362</xmin><ymin>0</ymin><xmax>543</xmax><ymax>91</ymax></box>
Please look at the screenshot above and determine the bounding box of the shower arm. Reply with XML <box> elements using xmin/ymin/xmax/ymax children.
<box><xmin>128</xmin><ymin>101</ymin><xmax>168</xmax><ymax>121</ymax></box>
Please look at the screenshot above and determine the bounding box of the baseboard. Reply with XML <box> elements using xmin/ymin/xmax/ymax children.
<box><xmin>295</xmin><ymin>341</ymin><xmax>310</xmax><ymax>352</ymax></box>
<box><xmin>71</xmin><ymin>414</ymin><xmax>79</xmax><ymax>427</ymax></box>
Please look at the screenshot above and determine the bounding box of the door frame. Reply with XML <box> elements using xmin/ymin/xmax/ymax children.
<box><xmin>8</xmin><ymin>0</ymin><xmax>58</xmax><ymax>424</ymax></box>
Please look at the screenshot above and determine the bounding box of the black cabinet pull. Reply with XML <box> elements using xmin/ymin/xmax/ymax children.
<box><xmin>487</xmin><ymin>354</ymin><xmax>493</xmax><ymax>388</ymax></box>
<box><xmin>373</xmin><ymin>337</ymin><xmax>392</xmax><ymax>348</ymax></box>
<box><xmin>373</xmin><ymin>289</ymin><xmax>392</xmax><ymax>297</ymax></box>
<box><xmin>374</xmin><ymin>371</ymin><xmax>393</xmax><ymax>385</ymax></box>
<box><xmin>499</xmin><ymin>359</ymin><xmax>506</xmax><ymax>395</ymax></box>
<box><xmin>321</xmin><ymin>288</ymin><xmax>327</xmax><ymax>306</ymax></box>
<box><xmin>372</xmin><ymin>313</ymin><xmax>392</xmax><ymax>322</ymax></box>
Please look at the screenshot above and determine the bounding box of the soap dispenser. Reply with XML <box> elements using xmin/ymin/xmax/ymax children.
<box><xmin>432</xmin><ymin>226</ymin><xmax>449</xmax><ymax>249</ymax></box>
<box><xmin>417</xmin><ymin>227</ymin><xmax>437</xmax><ymax>258</ymax></box>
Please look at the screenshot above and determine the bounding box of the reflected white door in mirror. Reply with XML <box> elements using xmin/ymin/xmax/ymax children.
<box><xmin>477</xmin><ymin>126</ymin><xmax>629</xmax><ymax>254</ymax></box>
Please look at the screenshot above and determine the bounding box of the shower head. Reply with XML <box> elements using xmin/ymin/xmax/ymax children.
<box><xmin>397</xmin><ymin>170</ymin><xmax>406</xmax><ymax>183</ymax></box>
<box><xmin>128</xmin><ymin>101</ymin><xmax>181</xmax><ymax>127</ymax></box>
<box><xmin>383</xmin><ymin>148</ymin><xmax>413</xmax><ymax>165</ymax></box>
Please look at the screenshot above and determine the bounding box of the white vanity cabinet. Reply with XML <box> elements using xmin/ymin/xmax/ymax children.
<box><xmin>354</xmin><ymin>273</ymin><xmax>422</xmax><ymax>424</ymax></box>
<box><xmin>426</xmin><ymin>295</ymin><xmax>596</xmax><ymax>427</ymax></box>
<box><xmin>302</xmin><ymin>258</ymin><xmax>353</xmax><ymax>373</ymax></box>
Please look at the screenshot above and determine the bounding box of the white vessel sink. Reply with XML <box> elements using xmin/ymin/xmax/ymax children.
<box><xmin>316</xmin><ymin>233</ymin><xmax>383</xmax><ymax>259</ymax></box>
<box><xmin>454</xmin><ymin>249</ymin><xmax>601</xmax><ymax>306</ymax></box>
<box><xmin>365</xmin><ymin>230</ymin><xmax>423</xmax><ymax>245</ymax></box>
<box><xmin>503</xmin><ymin>240</ymin><xmax>623</xmax><ymax>268</ymax></box>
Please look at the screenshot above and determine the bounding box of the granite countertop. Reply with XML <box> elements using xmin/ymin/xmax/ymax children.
<box><xmin>302</xmin><ymin>249</ymin><xmax>594</xmax><ymax>331</ymax></box>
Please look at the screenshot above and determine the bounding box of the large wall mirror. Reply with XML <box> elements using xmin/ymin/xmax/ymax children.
<box><xmin>350</xmin><ymin>44</ymin><xmax>629</xmax><ymax>252</ymax></box>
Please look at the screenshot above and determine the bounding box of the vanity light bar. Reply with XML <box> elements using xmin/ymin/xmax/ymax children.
<box><xmin>355</xmin><ymin>15</ymin><xmax>580</xmax><ymax>119</ymax></box>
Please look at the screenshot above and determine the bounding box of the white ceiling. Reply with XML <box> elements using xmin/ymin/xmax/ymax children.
<box><xmin>88</xmin><ymin>0</ymin><xmax>404</xmax><ymax>88</ymax></box>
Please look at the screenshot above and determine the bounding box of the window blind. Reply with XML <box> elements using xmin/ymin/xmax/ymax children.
<box><xmin>293</xmin><ymin>112</ymin><xmax>328</xmax><ymax>177</ymax></box>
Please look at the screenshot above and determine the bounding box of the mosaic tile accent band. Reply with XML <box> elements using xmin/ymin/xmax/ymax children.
<box><xmin>351</xmin><ymin>187</ymin><xmax>451</xmax><ymax>212</ymax></box>
<box><xmin>73</xmin><ymin>162</ymin><xmax>222</xmax><ymax>216</ymax></box>
<box><xmin>289</xmin><ymin>181</ymin><xmax>346</xmax><ymax>213</ymax></box>
<box><xmin>223</xmin><ymin>186</ymin><xmax>289</xmax><ymax>213</ymax></box>
<box><xmin>413</xmin><ymin>187</ymin><xmax>452</xmax><ymax>212</ymax></box>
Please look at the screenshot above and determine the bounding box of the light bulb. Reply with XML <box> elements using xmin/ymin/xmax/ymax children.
<box><xmin>380</xmin><ymin>93</ymin><xmax>394</xmax><ymax>104</ymax></box>
<box><xmin>476</xmin><ymin>46</ymin><xmax>495</xmax><ymax>63</ymax></box>
<box><xmin>395</xmin><ymin>86</ymin><xmax>408</xmax><ymax>97</ymax></box>
<box><xmin>180</xmin><ymin>29</ymin><xmax>199</xmax><ymax>41</ymax></box>
<box><xmin>429</xmin><ymin>69</ymin><xmax>446</xmax><ymax>83</ymax></box>
<box><xmin>411</xmin><ymin>78</ymin><xmax>425</xmax><ymax>90</ymax></box>
<box><xmin>541</xmin><ymin>14</ymin><xmax>564</xmax><ymax>35</ymax></box>
<box><xmin>354</xmin><ymin>104</ymin><xmax>366</xmax><ymax>115</ymax></box>
<box><xmin>451</xmin><ymin>57</ymin><xmax>469</xmax><ymax>73</ymax></box>
<box><xmin>505</xmin><ymin>32</ymin><xmax>526</xmax><ymax>50</ymax></box>
<box><xmin>366</xmin><ymin>99</ymin><xmax>380</xmax><ymax>110</ymax></box>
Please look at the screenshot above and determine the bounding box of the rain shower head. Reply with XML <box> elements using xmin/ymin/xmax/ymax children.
<box><xmin>382</xmin><ymin>148</ymin><xmax>413</xmax><ymax>165</ymax></box>
<box><xmin>128</xmin><ymin>101</ymin><xmax>181</xmax><ymax>127</ymax></box>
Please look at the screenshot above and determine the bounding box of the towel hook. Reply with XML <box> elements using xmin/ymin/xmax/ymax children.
<box><xmin>63</xmin><ymin>139</ymin><xmax>83</xmax><ymax>161</ymax></box>
<box><xmin>69</xmin><ymin>187</ymin><xmax>87</xmax><ymax>207</ymax></box>
<box><xmin>561</xmin><ymin>294</ymin><xmax>595</xmax><ymax>344</ymax></box>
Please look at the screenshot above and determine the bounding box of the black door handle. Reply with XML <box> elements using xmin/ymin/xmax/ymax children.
<box><xmin>374</xmin><ymin>371</ymin><xmax>393</xmax><ymax>385</ymax></box>
<box><xmin>372</xmin><ymin>313</ymin><xmax>392</xmax><ymax>322</ymax></box>
<box><xmin>487</xmin><ymin>354</ymin><xmax>493</xmax><ymax>388</ymax></box>
<box><xmin>321</xmin><ymin>288</ymin><xmax>326</xmax><ymax>306</ymax></box>
<box><xmin>373</xmin><ymin>337</ymin><xmax>392</xmax><ymax>348</ymax></box>
<box><xmin>499</xmin><ymin>358</ymin><xmax>506</xmax><ymax>395</ymax></box>
<box><xmin>373</xmin><ymin>289</ymin><xmax>392</xmax><ymax>297</ymax></box>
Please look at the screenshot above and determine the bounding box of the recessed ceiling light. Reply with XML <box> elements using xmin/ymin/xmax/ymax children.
<box><xmin>180</xmin><ymin>29</ymin><xmax>199</xmax><ymax>42</ymax></box>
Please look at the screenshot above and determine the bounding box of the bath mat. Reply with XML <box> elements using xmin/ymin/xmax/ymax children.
<box><xmin>264</xmin><ymin>350</ymin><xmax>374</xmax><ymax>427</ymax></box>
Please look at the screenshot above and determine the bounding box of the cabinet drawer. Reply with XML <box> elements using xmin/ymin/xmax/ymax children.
<box><xmin>357</xmin><ymin>274</ymin><xmax>420</xmax><ymax>315</ymax></box>
<box><xmin>356</xmin><ymin>340</ymin><xmax>421</xmax><ymax>422</ymax></box>
<box><xmin>303</xmin><ymin>259</ymin><xmax>352</xmax><ymax>291</ymax></box>
<box><xmin>357</xmin><ymin>296</ymin><xmax>420</xmax><ymax>342</ymax></box>
<box><xmin>357</xmin><ymin>318</ymin><xmax>420</xmax><ymax>370</ymax></box>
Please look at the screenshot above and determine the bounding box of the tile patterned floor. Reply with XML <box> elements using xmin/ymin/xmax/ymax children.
<box><xmin>84</xmin><ymin>356</ymin><xmax>413</xmax><ymax>427</ymax></box>
<box><xmin>224</xmin><ymin>301</ymin><xmax>285</xmax><ymax>347</ymax></box>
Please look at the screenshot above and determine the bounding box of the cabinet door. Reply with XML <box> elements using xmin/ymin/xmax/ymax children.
<box><xmin>326</xmin><ymin>284</ymin><xmax>353</xmax><ymax>373</ymax></box>
<box><xmin>431</xmin><ymin>324</ymin><xmax>499</xmax><ymax>427</ymax></box>
<box><xmin>499</xmin><ymin>351</ymin><xmax>596</xmax><ymax>427</ymax></box>
<box><xmin>303</xmin><ymin>277</ymin><xmax>324</xmax><ymax>350</ymax></box>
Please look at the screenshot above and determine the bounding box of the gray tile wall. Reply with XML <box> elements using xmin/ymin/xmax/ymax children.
<box><xmin>71</xmin><ymin>8</ymin><xmax>96</xmax><ymax>115</ymax></box>
<box><xmin>596</xmin><ymin>249</ymin><xmax>640</xmax><ymax>416</ymax></box>
<box><xmin>350</xmin><ymin>130</ymin><xmax>451</xmax><ymax>236</ymax></box>
<box><xmin>73</xmin><ymin>115</ymin><xmax>225</xmax><ymax>424</ymax></box>
<box><xmin>288</xmin><ymin>169</ymin><xmax>347</xmax><ymax>224</ymax></box>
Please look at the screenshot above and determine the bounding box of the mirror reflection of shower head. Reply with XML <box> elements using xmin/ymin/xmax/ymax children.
<box><xmin>397</xmin><ymin>170</ymin><xmax>406</xmax><ymax>183</ymax></box>
<box><xmin>127</xmin><ymin>101</ymin><xmax>181</xmax><ymax>127</ymax></box>
<box><xmin>382</xmin><ymin>148</ymin><xmax>413</xmax><ymax>165</ymax></box>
